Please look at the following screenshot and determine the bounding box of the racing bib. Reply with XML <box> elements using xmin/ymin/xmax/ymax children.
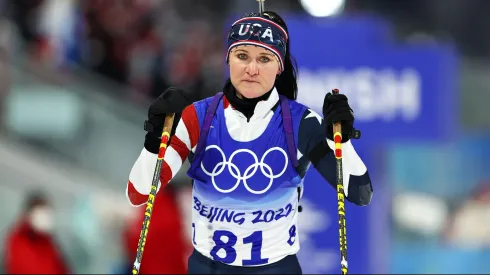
<box><xmin>191</xmin><ymin>191</ymin><xmax>300</xmax><ymax>266</ymax></box>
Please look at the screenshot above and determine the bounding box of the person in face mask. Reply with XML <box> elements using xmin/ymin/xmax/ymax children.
<box><xmin>3</xmin><ymin>191</ymin><xmax>70</xmax><ymax>274</ymax></box>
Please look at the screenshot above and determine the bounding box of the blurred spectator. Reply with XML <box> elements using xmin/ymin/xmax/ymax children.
<box><xmin>79</xmin><ymin>0</ymin><xmax>135</xmax><ymax>83</ymax></box>
<box><xmin>2</xmin><ymin>191</ymin><xmax>70</xmax><ymax>274</ymax></box>
<box><xmin>128</xmin><ymin>12</ymin><xmax>163</xmax><ymax>100</ymax></box>
<box><xmin>122</xmin><ymin>185</ymin><xmax>190</xmax><ymax>274</ymax></box>
<box><xmin>76</xmin><ymin>0</ymin><xmax>224</xmax><ymax>101</ymax></box>
<box><xmin>8</xmin><ymin>0</ymin><xmax>53</xmax><ymax>63</ymax></box>
<box><xmin>445</xmin><ymin>181</ymin><xmax>490</xmax><ymax>247</ymax></box>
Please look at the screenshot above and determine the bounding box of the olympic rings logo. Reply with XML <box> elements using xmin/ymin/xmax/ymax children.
<box><xmin>201</xmin><ymin>145</ymin><xmax>289</xmax><ymax>194</ymax></box>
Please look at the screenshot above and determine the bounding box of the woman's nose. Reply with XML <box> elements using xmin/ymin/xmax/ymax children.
<box><xmin>245</xmin><ymin>61</ymin><xmax>259</xmax><ymax>76</ymax></box>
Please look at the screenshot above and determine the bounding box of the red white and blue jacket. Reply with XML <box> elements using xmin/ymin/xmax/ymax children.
<box><xmin>126</xmin><ymin>88</ymin><xmax>372</xmax><ymax>266</ymax></box>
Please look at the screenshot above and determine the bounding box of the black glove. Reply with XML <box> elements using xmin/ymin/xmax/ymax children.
<box><xmin>323</xmin><ymin>92</ymin><xmax>361</xmax><ymax>143</ymax></box>
<box><xmin>144</xmin><ymin>87</ymin><xmax>195</xmax><ymax>153</ymax></box>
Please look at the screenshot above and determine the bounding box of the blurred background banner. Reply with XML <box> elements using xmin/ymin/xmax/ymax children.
<box><xmin>2</xmin><ymin>0</ymin><xmax>490</xmax><ymax>274</ymax></box>
<box><xmin>292</xmin><ymin>16</ymin><xmax>458</xmax><ymax>142</ymax></box>
<box><xmin>289</xmin><ymin>14</ymin><xmax>459</xmax><ymax>274</ymax></box>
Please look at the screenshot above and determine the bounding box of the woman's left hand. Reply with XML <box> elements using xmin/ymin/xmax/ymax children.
<box><xmin>322</xmin><ymin>92</ymin><xmax>360</xmax><ymax>142</ymax></box>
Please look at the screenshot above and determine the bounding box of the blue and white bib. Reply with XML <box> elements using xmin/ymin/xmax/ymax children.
<box><xmin>187</xmin><ymin>93</ymin><xmax>307</xmax><ymax>266</ymax></box>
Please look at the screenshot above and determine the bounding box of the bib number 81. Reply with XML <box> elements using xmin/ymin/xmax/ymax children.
<box><xmin>208</xmin><ymin>225</ymin><xmax>297</xmax><ymax>266</ymax></box>
<box><xmin>210</xmin><ymin>230</ymin><xmax>268</xmax><ymax>266</ymax></box>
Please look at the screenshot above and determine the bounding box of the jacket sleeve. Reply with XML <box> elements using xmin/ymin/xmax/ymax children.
<box><xmin>297</xmin><ymin>108</ymin><xmax>373</xmax><ymax>206</ymax></box>
<box><xmin>126</xmin><ymin>104</ymin><xmax>201</xmax><ymax>206</ymax></box>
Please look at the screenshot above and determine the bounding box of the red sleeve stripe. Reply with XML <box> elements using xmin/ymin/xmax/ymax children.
<box><xmin>127</xmin><ymin>181</ymin><xmax>148</xmax><ymax>206</ymax></box>
<box><xmin>174</xmin><ymin>120</ymin><xmax>191</xmax><ymax>151</ymax></box>
<box><xmin>163</xmin><ymin>146</ymin><xmax>183</xmax><ymax>178</ymax></box>
<box><xmin>170</xmin><ymin>135</ymin><xmax>189</xmax><ymax>162</ymax></box>
<box><xmin>181</xmin><ymin>104</ymin><xmax>200</xmax><ymax>151</ymax></box>
<box><xmin>160</xmin><ymin>161</ymin><xmax>172</xmax><ymax>188</ymax></box>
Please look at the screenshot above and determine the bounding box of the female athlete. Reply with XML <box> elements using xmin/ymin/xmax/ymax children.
<box><xmin>126</xmin><ymin>10</ymin><xmax>373</xmax><ymax>275</ymax></box>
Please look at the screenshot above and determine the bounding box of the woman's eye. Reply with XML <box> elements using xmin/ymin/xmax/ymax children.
<box><xmin>259</xmin><ymin>56</ymin><xmax>270</xmax><ymax>63</ymax></box>
<box><xmin>237</xmin><ymin>53</ymin><xmax>247</xmax><ymax>60</ymax></box>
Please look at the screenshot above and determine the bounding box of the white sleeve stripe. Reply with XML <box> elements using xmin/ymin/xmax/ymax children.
<box><xmin>326</xmin><ymin>139</ymin><xmax>367</xmax><ymax>196</ymax></box>
<box><xmin>128</xmin><ymin>148</ymin><xmax>162</xmax><ymax>195</ymax></box>
<box><xmin>165</xmin><ymin>146</ymin><xmax>183</xmax><ymax>179</ymax></box>
<box><xmin>326</xmin><ymin>139</ymin><xmax>367</xmax><ymax>175</ymax></box>
<box><xmin>175</xmin><ymin>120</ymin><xmax>191</xmax><ymax>151</ymax></box>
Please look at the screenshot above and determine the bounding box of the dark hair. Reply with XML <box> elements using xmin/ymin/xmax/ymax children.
<box><xmin>23</xmin><ymin>190</ymin><xmax>50</xmax><ymax>213</ymax></box>
<box><xmin>224</xmin><ymin>11</ymin><xmax>299</xmax><ymax>100</ymax></box>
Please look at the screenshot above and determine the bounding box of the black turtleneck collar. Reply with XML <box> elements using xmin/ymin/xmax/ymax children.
<box><xmin>224</xmin><ymin>84</ymin><xmax>273</xmax><ymax>122</ymax></box>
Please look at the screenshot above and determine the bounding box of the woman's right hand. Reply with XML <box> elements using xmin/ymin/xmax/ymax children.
<box><xmin>144</xmin><ymin>87</ymin><xmax>195</xmax><ymax>153</ymax></box>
